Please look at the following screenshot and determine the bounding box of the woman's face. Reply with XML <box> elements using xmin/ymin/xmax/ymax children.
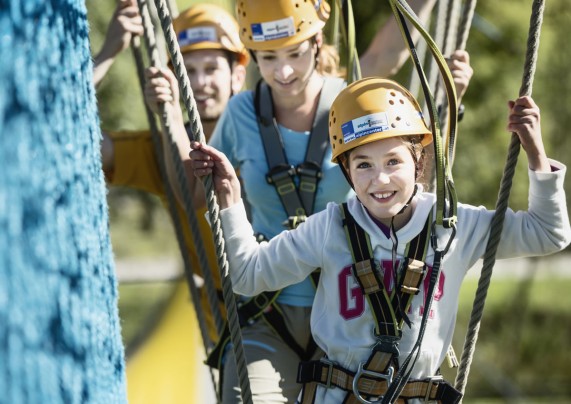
<box><xmin>254</xmin><ymin>39</ymin><xmax>317</xmax><ymax>98</ymax></box>
<box><xmin>347</xmin><ymin>137</ymin><xmax>418</xmax><ymax>227</ymax></box>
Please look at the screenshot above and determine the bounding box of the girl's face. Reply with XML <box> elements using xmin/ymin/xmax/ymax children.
<box><xmin>254</xmin><ymin>39</ymin><xmax>317</xmax><ymax>98</ymax></box>
<box><xmin>347</xmin><ymin>137</ymin><xmax>418</xmax><ymax>228</ymax></box>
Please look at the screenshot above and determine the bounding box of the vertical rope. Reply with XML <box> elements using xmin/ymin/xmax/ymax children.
<box><xmin>136</xmin><ymin>0</ymin><xmax>225</xmax><ymax>338</ymax></box>
<box><xmin>455</xmin><ymin>0</ymin><xmax>478</xmax><ymax>51</ymax></box>
<box><xmin>454</xmin><ymin>0</ymin><xmax>545</xmax><ymax>396</ymax></box>
<box><xmin>433</xmin><ymin>0</ymin><xmax>461</xmax><ymax>128</ymax></box>
<box><xmin>129</xmin><ymin>29</ymin><xmax>219</xmax><ymax>393</ymax></box>
<box><xmin>151</xmin><ymin>0</ymin><xmax>254</xmax><ymax>402</ymax></box>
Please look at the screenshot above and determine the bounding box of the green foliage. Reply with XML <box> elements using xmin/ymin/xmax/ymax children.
<box><xmin>445</xmin><ymin>275</ymin><xmax>571</xmax><ymax>399</ymax></box>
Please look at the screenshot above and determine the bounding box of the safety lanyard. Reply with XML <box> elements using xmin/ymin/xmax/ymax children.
<box><xmin>254</xmin><ymin>77</ymin><xmax>345</xmax><ymax>227</ymax></box>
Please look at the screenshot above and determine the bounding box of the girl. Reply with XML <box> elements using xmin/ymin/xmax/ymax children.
<box><xmin>189</xmin><ymin>77</ymin><xmax>571</xmax><ymax>403</ymax></box>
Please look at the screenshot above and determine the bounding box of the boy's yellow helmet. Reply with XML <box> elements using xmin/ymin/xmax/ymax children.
<box><xmin>329</xmin><ymin>77</ymin><xmax>433</xmax><ymax>163</ymax></box>
<box><xmin>235</xmin><ymin>0</ymin><xmax>330</xmax><ymax>51</ymax></box>
<box><xmin>174</xmin><ymin>4</ymin><xmax>249</xmax><ymax>66</ymax></box>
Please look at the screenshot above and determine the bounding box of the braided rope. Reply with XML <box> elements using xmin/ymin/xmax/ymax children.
<box><xmin>454</xmin><ymin>0</ymin><xmax>545</xmax><ymax>396</ymax></box>
<box><xmin>433</xmin><ymin>0</ymin><xmax>460</xmax><ymax>137</ymax></box>
<box><xmin>455</xmin><ymin>0</ymin><xmax>478</xmax><ymax>51</ymax></box>
<box><xmin>151</xmin><ymin>0</ymin><xmax>254</xmax><ymax>402</ymax></box>
<box><xmin>136</xmin><ymin>0</ymin><xmax>225</xmax><ymax>339</ymax></box>
<box><xmin>129</xmin><ymin>23</ymin><xmax>219</xmax><ymax>394</ymax></box>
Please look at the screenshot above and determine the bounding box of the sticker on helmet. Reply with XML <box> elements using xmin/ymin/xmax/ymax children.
<box><xmin>341</xmin><ymin>112</ymin><xmax>390</xmax><ymax>144</ymax></box>
<box><xmin>178</xmin><ymin>27</ymin><xmax>218</xmax><ymax>46</ymax></box>
<box><xmin>251</xmin><ymin>17</ymin><xmax>295</xmax><ymax>42</ymax></box>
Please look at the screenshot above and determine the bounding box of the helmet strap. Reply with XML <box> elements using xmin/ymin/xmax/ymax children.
<box><xmin>396</xmin><ymin>183</ymin><xmax>418</xmax><ymax>216</ymax></box>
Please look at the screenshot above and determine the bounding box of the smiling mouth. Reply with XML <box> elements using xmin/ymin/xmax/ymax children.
<box><xmin>372</xmin><ymin>191</ymin><xmax>395</xmax><ymax>201</ymax></box>
<box><xmin>194</xmin><ymin>94</ymin><xmax>213</xmax><ymax>102</ymax></box>
<box><xmin>275</xmin><ymin>78</ymin><xmax>296</xmax><ymax>86</ymax></box>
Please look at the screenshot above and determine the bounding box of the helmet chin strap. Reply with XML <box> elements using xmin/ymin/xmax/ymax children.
<box><xmin>396</xmin><ymin>183</ymin><xmax>418</xmax><ymax>216</ymax></box>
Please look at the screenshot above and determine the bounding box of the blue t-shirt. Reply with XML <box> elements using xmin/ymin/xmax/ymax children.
<box><xmin>210</xmin><ymin>87</ymin><xmax>353</xmax><ymax>306</ymax></box>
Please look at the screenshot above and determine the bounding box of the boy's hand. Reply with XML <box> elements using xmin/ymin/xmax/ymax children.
<box><xmin>102</xmin><ymin>0</ymin><xmax>143</xmax><ymax>58</ymax></box>
<box><xmin>144</xmin><ymin>67</ymin><xmax>180</xmax><ymax>115</ymax></box>
<box><xmin>189</xmin><ymin>142</ymin><xmax>241</xmax><ymax>209</ymax></box>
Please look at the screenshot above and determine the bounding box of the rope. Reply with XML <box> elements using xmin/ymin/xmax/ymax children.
<box><xmin>335</xmin><ymin>0</ymin><xmax>361</xmax><ymax>83</ymax></box>
<box><xmin>128</xmin><ymin>12</ymin><xmax>219</xmax><ymax>393</ymax></box>
<box><xmin>456</xmin><ymin>0</ymin><xmax>478</xmax><ymax>52</ymax></box>
<box><xmin>151</xmin><ymin>0</ymin><xmax>254</xmax><ymax>402</ymax></box>
<box><xmin>454</xmin><ymin>0</ymin><xmax>545</xmax><ymax>397</ymax></box>
<box><xmin>136</xmin><ymin>0</ymin><xmax>225</xmax><ymax>337</ymax></box>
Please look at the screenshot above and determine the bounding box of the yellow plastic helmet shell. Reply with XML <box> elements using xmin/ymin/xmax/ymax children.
<box><xmin>329</xmin><ymin>77</ymin><xmax>433</xmax><ymax>163</ymax></box>
<box><xmin>235</xmin><ymin>0</ymin><xmax>330</xmax><ymax>51</ymax></box>
<box><xmin>173</xmin><ymin>4</ymin><xmax>249</xmax><ymax>66</ymax></box>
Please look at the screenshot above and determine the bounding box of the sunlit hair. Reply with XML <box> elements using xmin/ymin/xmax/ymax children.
<box><xmin>316</xmin><ymin>43</ymin><xmax>346</xmax><ymax>78</ymax></box>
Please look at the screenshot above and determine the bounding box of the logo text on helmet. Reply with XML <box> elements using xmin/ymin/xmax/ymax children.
<box><xmin>251</xmin><ymin>17</ymin><xmax>295</xmax><ymax>42</ymax></box>
<box><xmin>341</xmin><ymin>112</ymin><xmax>390</xmax><ymax>144</ymax></box>
<box><xmin>178</xmin><ymin>27</ymin><xmax>218</xmax><ymax>46</ymax></box>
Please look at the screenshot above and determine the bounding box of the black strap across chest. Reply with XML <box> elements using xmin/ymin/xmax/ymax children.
<box><xmin>254</xmin><ymin>77</ymin><xmax>345</xmax><ymax>224</ymax></box>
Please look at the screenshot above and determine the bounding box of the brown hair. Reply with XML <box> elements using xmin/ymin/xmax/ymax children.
<box><xmin>316</xmin><ymin>43</ymin><xmax>346</xmax><ymax>78</ymax></box>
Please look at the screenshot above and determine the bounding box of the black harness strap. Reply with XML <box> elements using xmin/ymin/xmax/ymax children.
<box><xmin>255</xmin><ymin>77</ymin><xmax>345</xmax><ymax>222</ymax></box>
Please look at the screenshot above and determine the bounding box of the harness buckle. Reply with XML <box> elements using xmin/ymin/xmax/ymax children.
<box><xmin>352</xmin><ymin>362</ymin><xmax>394</xmax><ymax>404</ymax></box>
<box><xmin>296</xmin><ymin>161</ymin><xmax>322</xmax><ymax>179</ymax></box>
<box><xmin>282</xmin><ymin>215</ymin><xmax>307</xmax><ymax>230</ymax></box>
<box><xmin>266</xmin><ymin>164</ymin><xmax>296</xmax><ymax>185</ymax></box>
<box><xmin>319</xmin><ymin>358</ymin><xmax>335</xmax><ymax>389</ymax></box>
<box><xmin>424</xmin><ymin>375</ymin><xmax>444</xmax><ymax>402</ymax></box>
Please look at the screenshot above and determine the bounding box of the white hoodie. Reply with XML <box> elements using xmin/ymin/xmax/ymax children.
<box><xmin>220</xmin><ymin>160</ymin><xmax>571</xmax><ymax>402</ymax></box>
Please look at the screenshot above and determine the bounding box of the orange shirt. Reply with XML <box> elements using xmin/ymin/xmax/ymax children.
<box><xmin>107</xmin><ymin>130</ymin><xmax>224</xmax><ymax>342</ymax></box>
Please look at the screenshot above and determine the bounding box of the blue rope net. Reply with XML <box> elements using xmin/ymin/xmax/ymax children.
<box><xmin>0</xmin><ymin>1</ymin><xmax>126</xmax><ymax>402</ymax></box>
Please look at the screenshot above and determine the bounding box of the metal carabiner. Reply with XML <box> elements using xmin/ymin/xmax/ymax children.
<box><xmin>352</xmin><ymin>362</ymin><xmax>394</xmax><ymax>404</ymax></box>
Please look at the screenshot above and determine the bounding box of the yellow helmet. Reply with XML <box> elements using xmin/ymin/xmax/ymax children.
<box><xmin>173</xmin><ymin>4</ymin><xmax>249</xmax><ymax>66</ymax></box>
<box><xmin>235</xmin><ymin>0</ymin><xmax>330</xmax><ymax>51</ymax></box>
<box><xmin>329</xmin><ymin>77</ymin><xmax>433</xmax><ymax>163</ymax></box>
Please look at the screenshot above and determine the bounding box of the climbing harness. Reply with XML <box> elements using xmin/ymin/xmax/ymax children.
<box><xmin>256</xmin><ymin>76</ymin><xmax>346</xmax><ymax>227</ymax></box>
<box><xmin>297</xmin><ymin>204</ymin><xmax>461</xmax><ymax>403</ymax></box>
<box><xmin>454</xmin><ymin>0</ymin><xmax>545</xmax><ymax>397</ymax></box>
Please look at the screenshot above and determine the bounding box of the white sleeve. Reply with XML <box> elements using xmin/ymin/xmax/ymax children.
<box><xmin>219</xmin><ymin>200</ymin><xmax>329</xmax><ymax>296</ymax></box>
<box><xmin>495</xmin><ymin>159</ymin><xmax>571</xmax><ymax>257</ymax></box>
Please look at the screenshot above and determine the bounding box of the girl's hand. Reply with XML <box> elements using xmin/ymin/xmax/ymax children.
<box><xmin>189</xmin><ymin>142</ymin><xmax>241</xmax><ymax>209</ymax></box>
<box><xmin>507</xmin><ymin>96</ymin><xmax>550</xmax><ymax>172</ymax></box>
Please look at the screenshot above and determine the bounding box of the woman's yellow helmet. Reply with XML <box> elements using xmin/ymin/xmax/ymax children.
<box><xmin>235</xmin><ymin>0</ymin><xmax>330</xmax><ymax>51</ymax></box>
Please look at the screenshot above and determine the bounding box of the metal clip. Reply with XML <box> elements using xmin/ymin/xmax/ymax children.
<box><xmin>319</xmin><ymin>358</ymin><xmax>335</xmax><ymax>389</ymax></box>
<box><xmin>424</xmin><ymin>375</ymin><xmax>444</xmax><ymax>402</ymax></box>
<box><xmin>352</xmin><ymin>362</ymin><xmax>394</xmax><ymax>404</ymax></box>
